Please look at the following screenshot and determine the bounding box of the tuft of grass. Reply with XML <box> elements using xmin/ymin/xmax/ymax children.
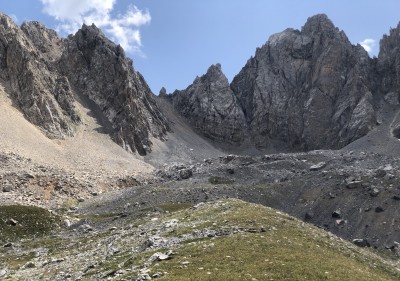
<box><xmin>159</xmin><ymin>203</ymin><xmax>193</xmax><ymax>213</ymax></box>
<box><xmin>0</xmin><ymin>205</ymin><xmax>60</xmax><ymax>243</ymax></box>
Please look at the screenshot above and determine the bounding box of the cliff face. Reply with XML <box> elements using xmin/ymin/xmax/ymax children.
<box><xmin>60</xmin><ymin>24</ymin><xmax>168</xmax><ymax>155</ymax></box>
<box><xmin>0</xmin><ymin>14</ymin><xmax>168</xmax><ymax>155</ymax></box>
<box><xmin>170</xmin><ymin>14</ymin><xmax>380</xmax><ymax>151</ymax></box>
<box><xmin>0</xmin><ymin>15</ymin><xmax>80</xmax><ymax>138</ymax></box>
<box><xmin>231</xmin><ymin>14</ymin><xmax>377</xmax><ymax>150</ymax></box>
<box><xmin>170</xmin><ymin>64</ymin><xmax>246</xmax><ymax>143</ymax></box>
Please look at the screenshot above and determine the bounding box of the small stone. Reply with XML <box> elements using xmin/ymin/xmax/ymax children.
<box><xmin>304</xmin><ymin>212</ymin><xmax>313</xmax><ymax>221</ymax></box>
<box><xmin>353</xmin><ymin>239</ymin><xmax>370</xmax><ymax>247</ymax></box>
<box><xmin>6</xmin><ymin>219</ymin><xmax>18</xmax><ymax>226</ymax></box>
<box><xmin>375</xmin><ymin>206</ymin><xmax>384</xmax><ymax>213</ymax></box>
<box><xmin>24</xmin><ymin>261</ymin><xmax>36</xmax><ymax>269</ymax></box>
<box><xmin>2</xmin><ymin>185</ymin><xmax>12</xmax><ymax>192</ymax></box>
<box><xmin>3</xmin><ymin>242</ymin><xmax>13</xmax><ymax>248</ymax></box>
<box><xmin>375</xmin><ymin>169</ymin><xmax>386</xmax><ymax>178</ymax></box>
<box><xmin>345</xmin><ymin>177</ymin><xmax>363</xmax><ymax>189</ymax></box>
<box><xmin>369</xmin><ymin>188</ymin><xmax>380</xmax><ymax>197</ymax></box>
<box><xmin>335</xmin><ymin>219</ymin><xmax>346</xmax><ymax>226</ymax></box>
<box><xmin>152</xmin><ymin>272</ymin><xmax>163</xmax><ymax>278</ymax></box>
<box><xmin>136</xmin><ymin>274</ymin><xmax>152</xmax><ymax>281</ymax></box>
<box><xmin>227</xmin><ymin>168</ymin><xmax>234</xmax><ymax>174</ymax></box>
<box><xmin>383</xmin><ymin>164</ymin><xmax>393</xmax><ymax>171</ymax></box>
<box><xmin>63</xmin><ymin>219</ymin><xmax>71</xmax><ymax>228</ymax></box>
<box><xmin>154</xmin><ymin>253</ymin><xmax>170</xmax><ymax>261</ymax></box>
<box><xmin>332</xmin><ymin>210</ymin><xmax>341</xmax><ymax>218</ymax></box>
<box><xmin>0</xmin><ymin>269</ymin><xmax>7</xmax><ymax>278</ymax></box>
<box><xmin>310</xmin><ymin>162</ymin><xmax>327</xmax><ymax>171</ymax></box>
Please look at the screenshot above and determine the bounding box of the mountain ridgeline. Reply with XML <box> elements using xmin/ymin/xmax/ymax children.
<box><xmin>0</xmin><ymin>14</ymin><xmax>168</xmax><ymax>155</ymax></box>
<box><xmin>2</xmin><ymin>13</ymin><xmax>400</xmax><ymax>154</ymax></box>
<box><xmin>168</xmin><ymin>14</ymin><xmax>400</xmax><ymax>151</ymax></box>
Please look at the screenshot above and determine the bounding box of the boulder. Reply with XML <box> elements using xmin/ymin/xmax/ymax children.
<box><xmin>352</xmin><ymin>239</ymin><xmax>370</xmax><ymax>247</ymax></box>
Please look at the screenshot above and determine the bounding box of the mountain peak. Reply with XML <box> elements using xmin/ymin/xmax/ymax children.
<box><xmin>206</xmin><ymin>63</ymin><xmax>222</xmax><ymax>74</ymax></box>
<box><xmin>302</xmin><ymin>14</ymin><xmax>337</xmax><ymax>35</ymax></box>
<box><xmin>0</xmin><ymin>12</ymin><xmax>18</xmax><ymax>30</ymax></box>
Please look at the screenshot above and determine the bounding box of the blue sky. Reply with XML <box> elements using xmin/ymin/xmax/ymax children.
<box><xmin>2</xmin><ymin>1</ymin><xmax>400</xmax><ymax>94</ymax></box>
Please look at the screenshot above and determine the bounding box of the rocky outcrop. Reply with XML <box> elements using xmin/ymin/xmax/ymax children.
<box><xmin>170</xmin><ymin>64</ymin><xmax>246</xmax><ymax>143</ymax></box>
<box><xmin>231</xmin><ymin>14</ymin><xmax>377</xmax><ymax>150</ymax></box>
<box><xmin>0</xmin><ymin>14</ymin><xmax>80</xmax><ymax>138</ymax></box>
<box><xmin>60</xmin><ymin>24</ymin><xmax>168</xmax><ymax>155</ymax></box>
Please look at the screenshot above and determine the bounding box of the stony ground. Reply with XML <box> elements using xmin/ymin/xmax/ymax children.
<box><xmin>1</xmin><ymin>198</ymin><xmax>399</xmax><ymax>280</ymax></box>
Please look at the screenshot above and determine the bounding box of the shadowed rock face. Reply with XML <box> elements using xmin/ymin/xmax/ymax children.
<box><xmin>60</xmin><ymin>24</ymin><xmax>168</xmax><ymax>155</ymax></box>
<box><xmin>170</xmin><ymin>64</ymin><xmax>247</xmax><ymax>143</ymax></box>
<box><xmin>0</xmin><ymin>15</ymin><xmax>168</xmax><ymax>155</ymax></box>
<box><xmin>0</xmin><ymin>14</ymin><xmax>80</xmax><ymax>138</ymax></box>
<box><xmin>231</xmin><ymin>14</ymin><xmax>377</xmax><ymax>150</ymax></box>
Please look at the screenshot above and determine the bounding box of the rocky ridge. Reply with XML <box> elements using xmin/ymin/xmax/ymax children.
<box><xmin>0</xmin><ymin>16</ymin><xmax>80</xmax><ymax>138</ymax></box>
<box><xmin>0</xmin><ymin>14</ymin><xmax>168</xmax><ymax>155</ymax></box>
<box><xmin>167</xmin><ymin>14</ymin><xmax>385</xmax><ymax>151</ymax></box>
<box><xmin>60</xmin><ymin>24</ymin><xmax>169</xmax><ymax>155</ymax></box>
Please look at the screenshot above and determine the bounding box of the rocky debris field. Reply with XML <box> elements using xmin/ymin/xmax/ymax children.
<box><xmin>2</xmin><ymin>148</ymin><xmax>400</xmax><ymax>252</ymax></box>
<box><xmin>0</xmin><ymin>152</ymin><xmax>157</xmax><ymax>209</ymax></box>
<box><xmin>2</xmin><ymin>149</ymin><xmax>400</xmax><ymax>280</ymax></box>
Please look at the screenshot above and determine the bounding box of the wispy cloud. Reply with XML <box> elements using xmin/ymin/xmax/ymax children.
<box><xmin>40</xmin><ymin>0</ymin><xmax>151</xmax><ymax>55</ymax></box>
<box><xmin>360</xmin><ymin>38</ymin><xmax>376</xmax><ymax>54</ymax></box>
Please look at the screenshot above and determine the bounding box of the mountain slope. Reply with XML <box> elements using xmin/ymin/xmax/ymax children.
<box><xmin>0</xmin><ymin>80</ymin><xmax>154</xmax><ymax>179</ymax></box>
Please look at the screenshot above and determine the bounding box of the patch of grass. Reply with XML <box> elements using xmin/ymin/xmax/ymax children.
<box><xmin>208</xmin><ymin>176</ymin><xmax>234</xmax><ymax>185</ymax></box>
<box><xmin>57</xmin><ymin>198</ymin><xmax>79</xmax><ymax>214</ymax></box>
<box><xmin>159</xmin><ymin>203</ymin><xmax>193</xmax><ymax>213</ymax></box>
<box><xmin>0</xmin><ymin>251</ymin><xmax>36</xmax><ymax>270</ymax></box>
<box><xmin>153</xmin><ymin>199</ymin><xmax>400</xmax><ymax>281</ymax></box>
<box><xmin>0</xmin><ymin>205</ymin><xmax>60</xmax><ymax>243</ymax></box>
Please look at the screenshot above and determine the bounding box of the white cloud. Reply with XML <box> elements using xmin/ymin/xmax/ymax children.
<box><xmin>40</xmin><ymin>0</ymin><xmax>151</xmax><ymax>54</ymax></box>
<box><xmin>360</xmin><ymin>38</ymin><xmax>375</xmax><ymax>54</ymax></box>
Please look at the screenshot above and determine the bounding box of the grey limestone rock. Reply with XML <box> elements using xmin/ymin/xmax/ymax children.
<box><xmin>168</xmin><ymin>14</ymin><xmax>380</xmax><ymax>152</ymax></box>
<box><xmin>231</xmin><ymin>14</ymin><xmax>377</xmax><ymax>150</ymax></box>
<box><xmin>170</xmin><ymin>63</ymin><xmax>247</xmax><ymax>144</ymax></box>
<box><xmin>60</xmin><ymin>24</ymin><xmax>169</xmax><ymax>155</ymax></box>
<box><xmin>0</xmin><ymin>14</ymin><xmax>80</xmax><ymax>138</ymax></box>
<box><xmin>0</xmin><ymin>14</ymin><xmax>168</xmax><ymax>155</ymax></box>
